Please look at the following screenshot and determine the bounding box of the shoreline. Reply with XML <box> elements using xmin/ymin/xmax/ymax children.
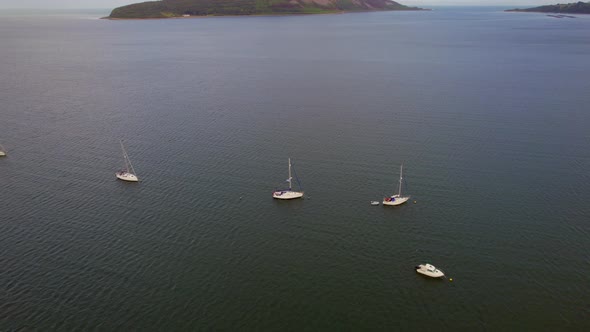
<box><xmin>102</xmin><ymin>8</ymin><xmax>429</xmax><ymax>20</ymax></box>
<box><xmin>504</xmin><ymin>10</ymin><xmax>588</xmax><ymax>14</ymax></box>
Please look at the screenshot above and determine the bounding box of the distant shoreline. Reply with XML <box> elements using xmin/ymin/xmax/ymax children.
<box><xmin>101</xmin><ymin>9</ymin><xmax>430</xmax><ymax>20</ymax></box>
<box><xmin>504</xmin><ymin>1</ymin><xmax>590</xmax><ymax>14</ymax></box>
<box><xmin>101</xmin><ymin>11</ymin><xmax>341</xmax><ymax>20</ymax></box>
<box><xmin>505</xmin><ymin>10</ymin><xmax>588</xmax><ymax>14</ymax></box>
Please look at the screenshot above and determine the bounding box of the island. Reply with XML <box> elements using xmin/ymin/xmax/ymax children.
<box><xmin>107</xmin><ymin>0</ymin><xmax>426</xmax><ymax>19</ymax></box>
<box><xmin>505</xmin><ymin>1</ymin><xmax>590</xmax><ymax>14</ymax></box>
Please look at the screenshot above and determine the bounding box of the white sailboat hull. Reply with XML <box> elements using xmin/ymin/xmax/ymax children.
<box><xmin>383</xmin><ymin>195</ymin><xmax>410</xmax><ymax>206</ymax></box>
<box><xmin>273</xmin><ymin>190</ymin><xmax>304</xmax><ymax>200</ymax></box>
<box><xmin>116</xmin><ymin>171</ymin><xmax>139</xmax><ymax>182</ymax></box>
<box><xmin>0</xmin><ymin>151</ymin><xmax>5</xmax><ymax>157</ymax></box>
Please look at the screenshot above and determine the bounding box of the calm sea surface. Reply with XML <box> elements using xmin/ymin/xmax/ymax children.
<box><xmin>1</xmin><ymin>6</ymin><xmax>589</xmax><ymax>330</ymax></box>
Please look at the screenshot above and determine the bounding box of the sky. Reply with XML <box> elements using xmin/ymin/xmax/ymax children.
<box><xmin>0</xmin><ymin>0</ymin><xmax>572</xmax><ymax>9</ymax></box>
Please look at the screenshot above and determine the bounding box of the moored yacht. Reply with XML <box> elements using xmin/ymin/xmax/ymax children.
<box><xmin>273</xmin><ymin>158</ymin><xmax>303</xmax><ymax>200</ymax></box>
<box><xmin>383</xmin><ymin>164</ymin><xmax>410</xmax><ymax>206</ymax></box>
<box><xmin>415</xmin><ymin>263</ymin><xmax>445</xmax><ymax>278</ymax></box>
<box><xmin>116</xmin><ymin>140</ymin><xmax>139</xmax><ymax>182</ymax></box>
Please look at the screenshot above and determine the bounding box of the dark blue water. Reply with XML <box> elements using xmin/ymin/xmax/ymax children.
<box><xmin>1</xmin><ymin>7</ymin><xmax>589</xmax><ymax>330</ymax></box>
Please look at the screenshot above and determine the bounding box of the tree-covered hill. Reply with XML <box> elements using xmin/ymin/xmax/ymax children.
<box><xmin>108</xmin><ymin>0</ymin><xmax>425</xmax><ymax>19</ymax></box>
<box><xmin>506</xmin><ymin>1</ymin><xmax>590</xmax><ymax>14</ymax></box>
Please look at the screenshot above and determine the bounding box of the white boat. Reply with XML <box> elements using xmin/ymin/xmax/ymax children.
<box><xmin>415</xmin><ymin>263</ymin><xmax>445</xmax><ymax>278</ymax></box>
<box><xmin>370</xmin><ymin>201</ymin><xmax>380</xmax><ymax>206</ymax></box>
<box><xmin>0</xmin><ymin>143</ymin><xmax>6</xmax><ymax>157</ymax></box>
<box><xmin>383</xmin><ymin>164</ymin><xmax>410</xmax><ymax>206</ymax></box>
<box><xmin>273</xmin><ymin>158</ymin><xmax>304</xmax><ymax>200</ymax></box>
<box><xmin>115</xmin><ymin>140</ymin><xmax>139</xmax><ymax>182</ymax></box>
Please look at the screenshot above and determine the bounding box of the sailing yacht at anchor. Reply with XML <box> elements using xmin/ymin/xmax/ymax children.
<box><xmin>273</xmin><ymin>158</ymin><xmax>303</xmax><ymax>200</ymax></box>
<box><xmin>383</xmin><ymin>164</ymin><xmax>410</xmax><ymax>206</ymax></box>
<box><xmin>115</xmin><ymin>140</ymin><xmax>139</xmax><ymax>182</ymax></box>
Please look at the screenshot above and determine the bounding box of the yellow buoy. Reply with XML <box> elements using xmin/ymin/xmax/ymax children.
<box><xmin>413</xmin><ymin>200</ymin><xmax>417</xmax><ymax>204</ymax></box>
<box><xmin>449</xmin><ymin>278</ymin><xmax>453</xmax><ymax>282</ymax></box>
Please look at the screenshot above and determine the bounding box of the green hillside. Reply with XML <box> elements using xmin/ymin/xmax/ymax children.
<box><xmin>108</xmin><ymin>0</ymin><xmax>425</xmax><ymax>19</ymax></box>
<box><xmin>506</xmin><ymin>1</ymin><xmax>590</xmax><ymax>14</ymax></box>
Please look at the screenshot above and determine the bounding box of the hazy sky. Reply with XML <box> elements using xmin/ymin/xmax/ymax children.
<box><xmin>0</xmin><ymin>0</ymin><xmax>569</xmax><ymax>9</ymax></box>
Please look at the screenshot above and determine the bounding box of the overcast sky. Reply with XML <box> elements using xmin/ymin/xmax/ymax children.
<box><xmin>0</xmin><ymin>0</ymin><xmax>569</xmax><ymax>9</ymax></box>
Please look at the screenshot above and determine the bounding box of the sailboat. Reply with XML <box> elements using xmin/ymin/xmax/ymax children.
<box><xmin>383</xmin><ymin>164</ymin><xmax>410</xmax><ymax>206</ymax></box>
<box><xmin>0</xmin><ymin>143</ymin><xmax>6</xmax><ymax>157</ymax></box>
<box><xmin>273</xmin><ymin>158</ymin><xmax>304</xmax><ymax>200</ymax></box>
<box><xmin>115</xmin><ymin>140</ymin><xmax>139</xmax><ymax>182</ymax></box>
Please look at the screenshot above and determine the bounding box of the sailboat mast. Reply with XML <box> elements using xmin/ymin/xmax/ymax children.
<box><xmin>120</xmin><ymin>140</ymin><xmax>129</xmax><ymax>172</ymax></box>
<box><xmin>127</xmin><ymin>152</ymin><xmax>137</xmax><ymax>176</ymax></box>
<box><xmin>120</xmin><ymin>140</ymin><xmax>137</xmax><ymax>175</ymax></box>
<box><xmin>398</xmin><ymin>164</ymin><xmax>403</xmax><ymax>196</ymax></box>
<box><xmin>288</xmin><ymin>158</ymin><xmax>292</xmax><ymax>190</ymax></box>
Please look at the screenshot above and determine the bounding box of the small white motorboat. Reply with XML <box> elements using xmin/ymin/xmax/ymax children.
<box><xmin>370</xmin><ymin>201</ymin><xmax>380</xmax><ymax>206</ymax></box>
<box><xmin>415</xmin><ymin>263</ymin><xmax>445</xmax><ymax>278</ymax></box>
